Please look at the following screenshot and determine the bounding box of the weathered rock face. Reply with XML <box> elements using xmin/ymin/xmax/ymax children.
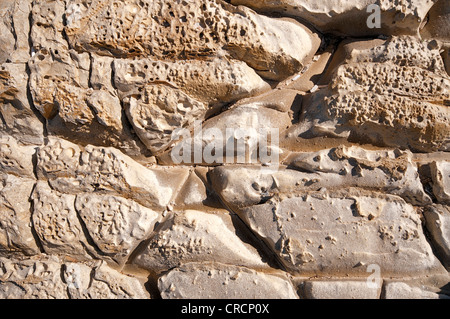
<box><xmin>0</xmin><ymin>0</ymin><xmax>449</xmax><ymax>300</ymax></box>
<box><xmin>0</xmin><ymin>256</ymin><xmax>149</xmax><ymax>299</ymax></box>
<box><xmin>299</xmin><ymin>36</ymin><xmax>450</xmax><ymax>153</ymax></box>
<box><xmin>132</xmin><ymin>210</ymin><xmax>268</xmax><ymax>272</ymax></box>
<box><xmin>237</xmin><ymin>190</ymin><xmax>442</xmax><ymax>277</ymax></box>
<box><xmin>231</xmin><ymin>0</ymin><xmax>436</xmax><ymax>37</ymax></box>
<box><xmin>158</xmin><ymin>262</ymin><xmax>298</xmax><ymax>299</ymax></box>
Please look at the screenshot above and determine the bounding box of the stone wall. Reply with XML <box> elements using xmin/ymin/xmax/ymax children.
<box><xmin>0</xmin><ymin>0</ymin><xmax>449</xmax><ymax>299</ymax></box>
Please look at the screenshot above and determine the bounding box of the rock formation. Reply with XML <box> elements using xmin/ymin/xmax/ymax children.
<box><xmin>0</xmin><ymin>0</ymin><xmax>449</xmax><ymax>299</ymax></box>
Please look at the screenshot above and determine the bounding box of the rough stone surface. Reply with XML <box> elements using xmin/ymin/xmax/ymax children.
<box><xmin>0</xmin><ymin>256</ymin><xmax>149</xmax><ymax>299</ymax></box>
<box><xmin>238</xmin><ymin>190</ymin><xmax>444</xmax><ymax>276</ymax></box>
<box><xmin>301</xmin><ymin>280</ymin><xmax>381</xmax><ymax>299</ymax></box>
<box><xmin>299</xmin><ymin>37</ymin><xmax>450</xmax><ymax>153</ymax></box>
<box><xmin>424</xmin><ymin>205</ymin><xmax>450</xmax><ymax>269</ymax></box>
<box><xmin>231</xmin><ymin>0</ymin><xmax>436</xmax><ymax>37</ymax></box>
<box><xmin>75</xmin><ymin>193</ymin><xmax>160</xmax><ymax>265</ymax></box>
<box><xmin>383</xmin><ymin>282</ymin><xmax>450</xmax><ymax>299</ymax></box>
<box><xmin>133</xmin><ymin>210</ymin><xmax>267</xmax><ymax>272</ymax></box>
<box><xmin>158</xmin><ymin>262</ymin><xmax>298</xmax><ymax>299</ymax></box>
<box><xmin>0</xmin><ymin>0</ymin><xmax>449</xmax><ymax>300</ymax></box>
<box><xmin>430</xmin><ymin>161</ymin><xmax>450</xmax><ymax>204</ymax></box>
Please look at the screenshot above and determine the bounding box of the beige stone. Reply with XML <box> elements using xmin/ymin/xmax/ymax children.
<box><xmin>0</xmin><ymin>175</ymin><xmax>39</xmax><ymax>256</ymax></box>
<box><xmin>300</xmin><ymin>37</ymin><xmax>450</xmax><ymax>152</ymax></box>
<box><xmin>0</xmin><ymin>256</ymin><xmax>149</xmax><ymax>299</ymax></box>
<box><xmin>133</xmin><ymin>210</ymin><xmax>267</xmax><ymax>272</ymax></box>
<box><xmin>237</xmin><ymin>190</ymin><xmax>444</xmax><ymax>276</ymax></box>
<box><xmin>75</xmin><ymin>193</ymin><xmax>160</xmax><ymax>265</ymax></box>
<box><xmin>302</xmin><ymin>280</ymin><xmax>381</xmax><ymax>299</ymax></box>
<box><xmin>430</xmin><ymin>161</ymin><xmax>450</xmax><ymax>204</ymax></box>
<box><xmin>37</xmin><ymin>138</ymin><xmax>190</xmax><ymax>210</ymax></box>
<box><xmin>383</xmin><ymin>282</ymin><xmax>449</xmax><ymax>299</ymax></box>
<box><xmin>210</xmin><ymin>146</ymin><xmax>431</xmax><ymax>208</ymax></box>
<box><xmin>231</xmin><ymin>0</ymin><xmax>436</xmax><ymax>37</ymax></box>
<box><xmin>31</xmin><ymin>182</ymin><xmax>92</xmax><ymax>260</ymax></box>
<box><xmin>65</xmin><ymin>0</ymin><xmax>320</xmax><ymax>81</ymax></box>
<box><xmin>158</xmin><ymin>262</ymin><xmax>298</xmax><ymax>299</ymax></box>
<box><xmin>423</xmin><ymin>205</ymin><xmax>450</xmax><ymax>269</ymax></box>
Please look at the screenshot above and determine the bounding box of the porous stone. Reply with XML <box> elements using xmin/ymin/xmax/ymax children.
<box><xmin>75</xmin><ymin>193</ymin><xmax>160</xmax><ymax>265</ymax></box>
<box><xmin>0</xmin><ymin>257</ymin><xmax>149</xmax><ymax>299</ymax></box>
<box><xmin>302</xmin><ymin>280</ymin><xmax>381</xmax><ymax>299</ymax></box>
<box><xmin>237</xmin><ymin>189</ymin><xmax>444</xmax><ymax>276</ymax></box>
<box><xmin>132</xmin><ymin>210</ymin><xmax>267</xmax><ymax>272</ymax></box>
<box><xmin>0</xmin><ymin>64</ymin><xmax>44</xmax><ymax>145</ymax></box>
<box><xmin>209</xmin><ymin>145</ymin><xmax>430</xmax><ymax>208</ymax></box>
<box><xmin>231</xmin><ymin>0</ymin><xmax>436</xmax><ymax>37</ymax></box>
<box><xmin>36</xmin><ymin>138</ymin><xmax>190</xmax><ymax>210</ymax></box>
<box><xmin>31</xmin><ymin>182</ymin><xmax>93</xmax><ymax>260</ymax></box>
<box><xmin>158</xmin><ymin>262</ymin><xmax>298</xmax><ymax>299</ymax></box>
<box><xmin>423</xmin><ymin>205</ymin><xmax>450</xmax><ymax>269</ymax></box>
<box><xmin>383</xmin><ymin>282</ymin><xmax>449</xmax><ymax>299</ymax></box>
<box><xmin>0</xmin><ymin>175</ymin><xmax>39</xmax><ymax>257</ymax></box>
<box><xmin>113</xmin><ymin>57</ymin><xmax>270</xmax><ymax>106</ymax></box>
<box><xmin>300</xmin><ymin>36</ymin><xmax>450</xmax><ymax>152</ymax></box>
<box><xmin>65</xmin><ymin>0</ymin><xmax>320</xmax><ymax>81</ymax></box>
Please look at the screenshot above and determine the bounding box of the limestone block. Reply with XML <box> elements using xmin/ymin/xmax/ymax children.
<box><xmin>430</xmin><ymin>161</ymin><xmax>450</xmax><ymax>204</ymax></box>
<box><xmin>75</xmin><ymin>193</ymin><xmax>160</xmax><ymax>265</ymax></box>
<box><xmin>158</xmin><ymin>262</ymin><xmax>298</xmax><ymax>299</ymax></box>
<box><xmin>132</xmin><ymin>210</ymin><xmax>267</xmax><ymax>272</ymax></box>
<box><xmin>302</xmin><ymin>280</ymin><xmax>381</xmax><ymax>299</ymax></box>
<box><xmin>65</xmin><ymin>0</ymin><xmax>320</xmax><ymax>81</ymax></box>
<box><xmin>37</xmin><ymin>138</ymin><xmax>190</xmax><ymax>210</ymax></box>
<box><xmin>31</xmin><ymin>181</ymin><xmax>92</xmax><ymax>260</ymax></box>
<box><xmin>300</xmin><ymin>37</ymin><xmax>450</xmax><ymax>152</ymax></box>
<box><xmin>423</xmin><ymin>205</ymin><xmax>450</xmax><ymax>268</ymax></box>
<box><xmin>0</xmin><ymin>175</ymin><xmax>39</xmax><ymax>256</ymax></box>
<box><xmin>231</xmin><ymin>0</ymin><xmax>436</xmax><ymax>37</ymax></box>
<box><xmin>209</xmin><ymin>146</ymin><xmax>430</xmax><ymax>208</ymax></box>
<box><xmin>237</xmin><ymin>190</ymin><xmax>444</xmax><ymax>276</ymax></box>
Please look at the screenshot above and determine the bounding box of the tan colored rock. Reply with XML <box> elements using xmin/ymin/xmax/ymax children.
<box><xmin>237</xmin><ymin>189</ymin><xmax>444</xmax><ymax>276</ymax></box>
<box><xmin>0</xmin><ymin>0</ymin><xmax>32</xmax><ymax>63</ymax></box>
<box><xmin>114</xmin><ymin>57</ymin><xmax>270</xmax><ymax>106</ymax></box>
<box><xmin>65</xmin><ymin>0</ymin><xmax>320</xmax><ymax>81</ymax></box>
<box><xmin>210</xmin><ymin>146</ymin><xmax>431</xmax><ymax>208</ymax></box>
<box><xmin>0</xmin><ymin>135</ymin><xmax>36</xmax><ymax>179</ymax></box>
<box><xmin>31</xmin><ymin>182</ymin><xmax>92</xmax><ymax>260</ymax></box>
<box><xmin>430</xmin><ymin>161</ymin><xmax>450</xmax><ymax>204</ymax></box>
<box><xmin>421</xmin><ymin>0</ymin><xmax>450</xmax><ymax>44</ymax></box>
<box><xmin>64</xmin><ymin>261</ymin><xmax>149</xmax><ymax>299</ymax></box>
<box><xmin>164</xmin><ymin>103</ymin><xmax>290</xmax><ymax>165</ymax></box>
<box><xmin>174</xmin><ymin>170</ymin><xmax>209</xmax><ymax>208</ymax></box>
<box><xmin>133</xmin><ymin>210</ymin><xmax>267</xmax><ymax>272</ymax></box>
<box><xmin>37</xmin><ymin>138</ymin><xmax>190</xmax><ymax>210</ymax></box>
<box><xmin>0</xmin><ymin>64</ymin><xmax>44</xmax><ymax>145</ymax></box>
<box><xmin>302</xmin><ymin>280</ymin><xmax>381</xmax><ymax>299</ymax></box>
<box><xmin>300</xmin><ymin>37</ymin><xmax>450</xmax><ymax>152</ymax></box>
<box><xmin>383</xmin><ymin>282</ymin><xmax>449</xmax><ymax>299</ymax></box>
<box><xmin>231</xmin><ymin>0</ymin><xmax>436</xmax><ymax>37</ymax></box>
<box><xmin>75</xmin><ymin>193</ymin><xmax>160</xmax><ymax>265</ymax></box>
<box><xmin>125</xmin><ymin>84</ymin><xmax>207</xmax><ymax>155</ymax></box>
<box><xmin>0</xmin><ymin>256</ymin><xmax>68</xmax><ymax>299</ymax></box>
<box><xmin>158</xmin><ymin>262</ymin><xmax>298</xmax><ymax>299</ymax></box>
<box><xmin>423</xmin><ymin>205</ymin><xmax>450</xmax><ymax>269</ymax></box>
<box><xmin>0</xmin><ymin>175</ymin><xmax>39</xmax><ymax>256</ymax></box>
<box><xmin>0</xmin><ymin>257</ymin><xmax>149</xmax><ymax>299</ymax></box>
